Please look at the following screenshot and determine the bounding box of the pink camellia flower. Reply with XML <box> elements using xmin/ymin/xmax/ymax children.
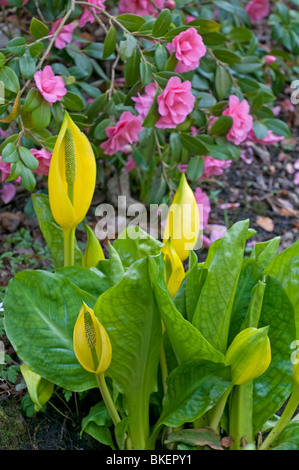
<box><xmin>264</xmin><ymin>55</ymin><xmax>276</xmax><ymax>65</ymax></box>
<box><xmin>194</xmin><ymin>187</ymin><xmax>211</xmax><ymax>230</ymax></box>
<box><xmin>294</xmin><ymin>172</ymin><xmax>299</xmax><ymax>185</ymax></box>
<box><xmin>125</xmin><ymin>155</ymin><xmax>138</xmax><ymax>172</ymax></box>
<box><xmin>30</xmin><ymin>148</ymin><xmax>52</xmax><ymax>176</ymax></box>
<box><xmin>201</xmin><ymin>156</ymin><xmax>232</xmax><ymax>179</ymax></box>
<box><xmin>49</xmin><ymin>18</ymin><xmax>74</xmax><ymax>50</ymax></box>
<box><xmin>0</xmin><ymin>156</ymin><xmax>21</xmax><ymax>183</ymax></box>
<box><xmin>100</xmin><ymin>111</ymin><xmax>143</xmax><ymax>156</ymax></box>
<box><xmin>34</xmin><ymin>65</ymin><xmax>67</xmax><ymax>104</ymax></box>
<box><xmin>245</xmin><ymin>0</ymin><xmax>270</xmax><ymax>24</ymax></box>
<box><xmin>118</xmin><ymin>0</ymin><xmax>164</xmax><ymax>16</ymax></box>
<box><xmin>156</xmin><ymin>76</ymin><xmax>195</xmax><ymax>129</ymax></box>
<box><xmin>165</xmin><ymin>0</ymin><xmax>176</xmax><ymax>9</ymax></box>
<box><xmin>79</xmin><ymin>0</ymin><xmax>106</xmax><ymax>28</ymax></box>
<box><xmin>222</xmin><ymin>95</ymin><xmax>253</xmax><ymax>145</ymax></box>
<box><xmin>170</xmin><ymin>28</ymin><xmax>206</xmax><ymax>73</ymax></box>
<box><xmin>132</xmin><ymin>82</ymin><xmax>156</xmax><ymax>119</ymax></box>
<box><xmin>247</xmin><ymin>128</ymin><xmax>284</xmax><ymax>145</ymax></box>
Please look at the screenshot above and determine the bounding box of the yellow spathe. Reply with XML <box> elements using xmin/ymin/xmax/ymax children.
<box><xmin>48</xmin><ymin>112</ymin><xmax>96</xmax><ymax>229</ymax></box>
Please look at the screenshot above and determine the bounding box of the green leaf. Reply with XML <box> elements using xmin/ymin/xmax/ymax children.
<box><xmin>271</xmin><ymin>421</ymin><xmax>299</xmax><ymax>450</ymax></box>
<box><xmin>80</xmin><ymin>401</ymin><xmax>115</xmax><ymax>449</ymax></box>
<box><xmin>148</xmin><ymin>256</ymin><xmax>226</xmax><ymax>365</ymax></box>
<box><xmin>1</xmin><ymin>142</ymin><xmax>19</xmax><ymax>163</ymax></box>
<box><xmin>252</xmin><ymin>276</ymin><xmax>296</xmax><ymax>433</ymax></box>
<box><xmin>3</xmin><ymin>270</ymin><xmax>98</xmax><ymax>392</ymax></box>
<box><xmin>113</xmin><ymin>226</ymin><xmax>163</xmax><ymax>269</ymax></box>
<box><xmin>24</xmin><ymin>87</ymin><xmax>43</xmax><ymax>112</ymax></box>
<box><xmin>156</xmin><ymin>359</ymin><xmax>231</xmax><ymax>428</ymax></box>
<box><xmin>6</xmin><ymin>37</ymin><xmax>26</xmax><ymax>55</ymax></box>
<box><xmin>152</xmin><ymin>9</ymin><xmax>172</xmax><ymax>37</ymax></box>
<box><xmin>31</xmin><ymin>193</ymin><xmax>83</xmax><ymax>268</ymax></box>
<box><xmin>227</xmin><ymin>27</ymin><xmax>253</xmax><ymax>42</ymax></box>
<box><xmin>165</xmin><ymin>427</ymin><xmax>226</xmax><ymax>450</ymax></box>
<box><xmin>209</xmin><ymin>115</ymin><xmax>233</xmax><ymax>136</ymax></box>
<box><xmin>19</xmin><ymin>146</ymin><xmax>38</xmax><ymax>171</ymax></box>
<box><xmin>124</xmin><ymin>48</ymin><xmax>141</xmax><ymax>87</ymax></box>
<box><xmin>62</xmin><ymin>91</ymin><xmax>85</xmax><ymax>112</ymax></box>
<box><xmin>140</xmin><ymin>61</ymin><xmax>152</xmax><ymax>87</ymax></box>
<box><xmin>102</xmin><ymin>25</ymin><xmax>117</xmax><ymax>60</ymax></box>
<box><xmin>215</xmin><ymin>66</ymin><xmax>232</xmax><ymax>99</ymax></box>
<box><xmin>186</xmin><ymin>155</ymin><xmax>204</xmax><ymax>181</ymax></box>
<box><xmin>212</xmin><ymin>49</ymin><xmax>241</xmax><ymax>65</ymax></box>
<box><xmin>192</xmin><ymin>220</ymin><xmax>252</xmax><ymax>353</ymax></box>
<box><xmin>0</xmin><ymin>66</ymin><xmax>20</xmax><ymax>95</ymax></box>
<box><xmin>116</xmin><ymin>14</ymin><xmax>146</xmax><ymax>32</ymax></box>
<box><xmin>19</xmin><ymin>51</ymin><xmax>36</xmax><ymax>79</ymax></box>
<box><xmin>231</xmin><ymin>56</ymin><xmax>263</xmax><ymax>74</ymax></box>
<box><xmin>94</xmin><ymin>257</ymin><xmax>162</xmax><ymax>450</ymax></box>
<box><xmin>155</xmin><ymin>44</ymin><xmax>168</xmax><ymax>71</ymax></box>
<box><xmin>253</xmin><ymin>121</ymin><xmax>268</xmax><ymax>140</ymax></box>
<box><xmin>94</xmin><ymin>118</ymin><xmax>113</xmax><ymax>140</ymax></box>
<box><xmin>180</xmin><ymin>133</ymin><xmax>209</xmax><ymax>155</ymax></box>
<box><xmin>32</xmin><ymin>100</ymin><xmax>51</xmax><ymax>129</ymax></box>
<box><xmin>29</xmin><ymin>41</ymin><xmax>44</xmax><ymax>58</ymax></box>
<box><xmin>261</xmin><ymin>118</ymin><xmax>291</xmax><ymax>137</ymax></box>
<box><xmin>119</xmin><ymin>33</ymin><xmax>137</xmax><ymax>60</ymax></box>
<box><xmin>30</xmin><ymin>17</ymin><xmax>49</xmax><ymax>39</ymax></box>
<box><xmin>188</xmin><ymin>19</ymin><xmax>220</xmax><ymax>33</ymax></box>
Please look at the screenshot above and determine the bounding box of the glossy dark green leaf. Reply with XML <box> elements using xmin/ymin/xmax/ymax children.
<box><xmin>152</xmin><ymin>9</ymin><xmax>172</xmax><ymax>37</ymax></box>
<box><xmin>30</xmin><ymin>17</ymin><xmax>49</xmax><ymax>39</ymax></box>
<box><xmin>102</xmin><ymin>25</ymin><xmax>117</xmax><ymax>60</ymax></box>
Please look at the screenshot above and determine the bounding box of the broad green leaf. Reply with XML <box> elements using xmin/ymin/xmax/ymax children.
<box><xmin>192</xmin><ymin>220</ymin><xmax>252</xmax><ymax>353</ymax></box>
<box><xmin>62</xmin><ymin>91</ymin><xmax>85</xmax><ymax>111</ymax></box>
<box><xmin>20</xmin><ymin>363</ymin><xmax>54</xmax><ymax>411</ymax></box>
<box><xmin>57</xmin><ymin>266</ymin><xmax>112</xmax><ymax>298</ymax></box>
<box><xmin>80</xmin><ymin>401</ymin><xmax>115</xmax><ymax>449</ymax></box>
<box><xmin>180</xmin><ymin>133</ymin><xmax>209</xmax><ymax>155</ymax></box>
<box><xmin>212</xmin><ymin>49</ymin><xmax>241</xmax><ymax>64</ymax></box>
<box><xmin>19</xmin><ymin>146</ymin><xmax>38</xmax><ymax>171</ymax></box>
<box><xmin>252</xmin><ymin>276</ymin><xmax>296</xmax><ymax>433</ymax></box>
<box><xmin>94</xmin><ymin>258</ymin><xmax>162</xmax><ymax>450</ymax></box>
<box><xmin>165</xmin><ymin>427</ymin><xmax>226</xmax><ymax>450</ymax></box>
<box><xmin>156</xmin><ymin>359</ymin><xmax>231</xmax><ymax>429</ymax></box>
<box><xmin>263</xmin><ymin>240</ymin><xmax>299</xmax><ymax>336</ymax></box>
<box><xmin>113</xmin><ymin>225</ymin><xmax>163</xmax><ymax>269</ymax></box>
<box><xmin>270</xmin><ymin>421</ymin><xmax>299</xmax><ymax>450</ymax></box>
<box><xmin>148</xmin><ymin>256</ymin><xmax>226</xmax><ymax>365</ymax></box>
<box><xmin>186</xmin><ymin>155</ymin><xmax>204</xmax><ymax>181</ymax></box>
<box><xmin>108</xmin><ymin>241</ymin><xmax>125</xmax><ymax>285</ymax></box>
<box><xmin>227</xmin><ymin>27</ymin><xmax>253</xmax><ymax>42</ymax></box>
<box><xmin>1</xmin><ymin>142</ymin><xmax>19</xmax><ymax>163</ymax></box>
<box><xmin>250</xmin><ymin>236</ymin><xmax>281</xmax><ymax>270</ymax></box>
<box><xmin>228</xmin><ymin>258</ymin><xmax>263</xmax><ymax>344</ymax></box>
<box><xmin>262</xmin><ymin>118</ymin><xmax>291</xmax><ymax>137</ymax></box>
<box><xmin>19</xmin><ymin>51</ymin><xmax>36</xmax><ymax>79</ymax></box>
<box><xmin>31</xmin><ymin>193</ymin><xmax>83</xmax><ymax>268</ymax></box>
<box><xmin>4</xmin><ymin>270</ymin><xmax>98</xmax><ymax>391</ymax></box>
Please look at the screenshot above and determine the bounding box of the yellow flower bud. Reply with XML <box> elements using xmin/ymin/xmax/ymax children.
<box><xmin>163</xmin><ymin>173</ymin><xmax>200</xmax><ymax>261</ymax></box>
<box><xmin>20</xmin><ymin>363</ymin><xmax>54</xmax><ymax>411</ymax></box>
<box><xmin>82</xmin><ymin>224</ymin><xmax>105</xmax><ymax>269</ymax></box>
<box><xmin>225</xmin><ymin>327</ymin><xmax>271</xmax><ymax>385</ymax></box>
<box><xmin>48</xmin><ymin>112</ymin><xmax>96</xmax><ymax>230</ymax></box>
<box><xmin>73</xmin><ymin>302</ymin><xmax>112</xmax><ymax>374</ymax></box>
<box><xmin>161</xmin><ymin>238</ymin><xmax>185</xmax><ymax>298</ymax></box>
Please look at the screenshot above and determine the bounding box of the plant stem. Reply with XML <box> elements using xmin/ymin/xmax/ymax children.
<box><xmin>63</xmin><ymin>227</ymin><xmax>75</xmax><ymax>267</ymax></box>
<box><xmin>229</xmin><ymin>382</ymin><xmax>255</xmax><ymax>450</ymax></box>
<box><xmin>96</xmin><ymin>373</ymin><xmax>121</xmax><ymax>427</ymax></box>
<box><xmin>209</xmin><ymin>386</ymin><xmax>232</xmax><ymax>431</ymax></box>
<box><xmin>259</xmin><ymin>388</ymin><xmax>299</xmax><ymax>450</ymax></box>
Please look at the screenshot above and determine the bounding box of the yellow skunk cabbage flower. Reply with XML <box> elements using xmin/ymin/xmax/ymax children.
<box><xmin>163</xmin><ymin>173</ymin><xmax>200</xmax><ymax>261</ymax></box>
<box><xmin>82</xmin><ymin>224</ymin><xmax>105</xmax><ymax>268</ymax></box>
<box><xmin>48</xmin><ymin>112</ymin><xmax>96</xmax><ymax>230</ymax></box>
<box><xmin>225</xmin><ymin>327</ymin><xmax>271</xmax><ymax>385</ymax></box>
<box><xmin>161</xmin><ymin>238</ymin><xmax>185</xmax><ymax>298</ymax></box>
<box><xmin>73</xmin><ymin>302</ymin><xmax>112</xmax><ymax>374</ymax></box>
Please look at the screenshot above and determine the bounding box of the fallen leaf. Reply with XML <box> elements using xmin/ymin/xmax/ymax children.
<box><xmin>256</xmin><ymin>216</ymin><xmax>274</xmax><ymax>232</ymax></box>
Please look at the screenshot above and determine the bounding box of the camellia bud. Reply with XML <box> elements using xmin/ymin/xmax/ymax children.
<box><xmin>48</xmin><ymin>112</ymin><xmax>96</xmax><ymax>230</ymax></box>
<box><xmin>225</xmin><ymin>327</ymin><xmax>271</xmax><ymax>385</ymax></box>
<box><xmin>73</xmin><ymin>302</ymin><xmax>112</xmax><ymax>375</ymax></box>
<box><xmin>163</xmin><ymin>173</ymin><xmax>200</xmax><ymax>261</ymax></box>
<box><xmin>161</xmin><ymin>238</ymin><xmax>185</xmax><ymax>298</ymax></box>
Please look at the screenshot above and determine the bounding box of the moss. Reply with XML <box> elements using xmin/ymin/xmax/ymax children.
<box><xmin>0</xmin><ymin>401</ymin><xmax>27</xmax><ymax>450</ymax></box>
